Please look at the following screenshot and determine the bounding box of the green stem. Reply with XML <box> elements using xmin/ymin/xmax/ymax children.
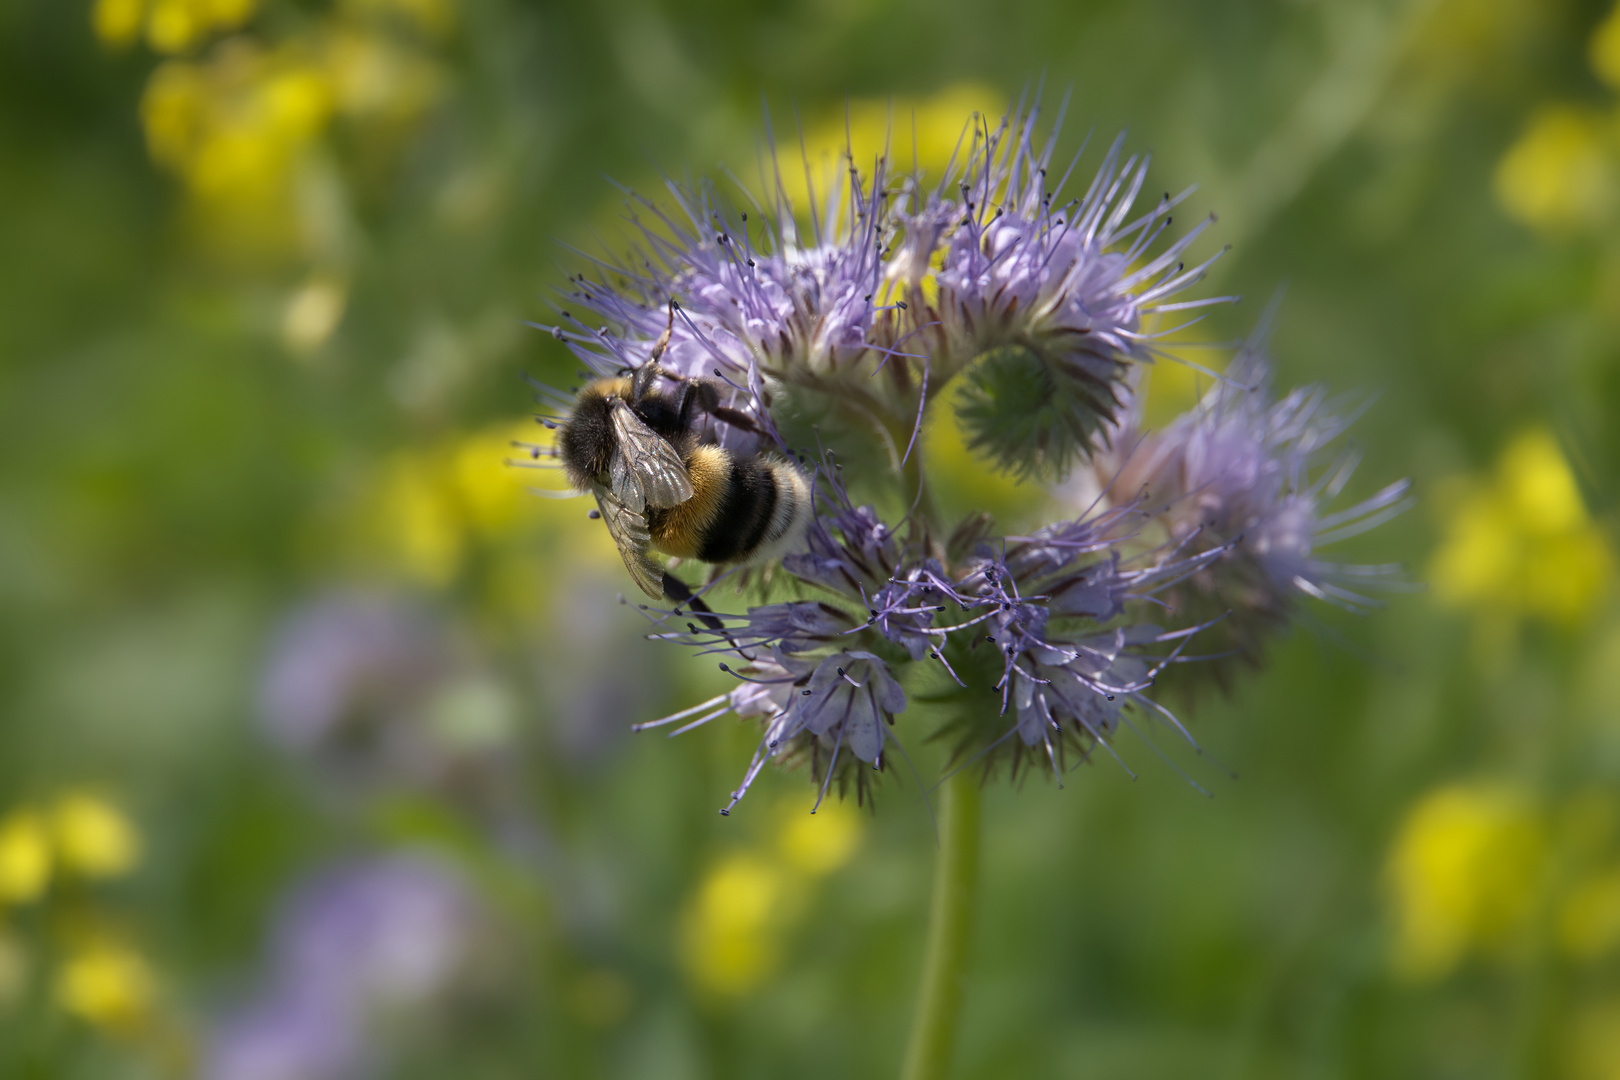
<box><xmin>900</xmin><ymin>768</ymin><xmax>982</xmax><ymax>1080</ymax></box>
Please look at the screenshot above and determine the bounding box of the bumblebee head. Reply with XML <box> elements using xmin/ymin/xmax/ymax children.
<box><xmin>559</xmin><ymin>378</ymin><xmax>632</xmax><ymax>488</ymax></box>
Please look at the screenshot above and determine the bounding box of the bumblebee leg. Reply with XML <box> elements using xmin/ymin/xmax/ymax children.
<box><xmin>631</xmin><ymin>360</ymin><xmax>663</xmax><ymax>403</ymax></box>
<box><xmin>649</xmin><ymin>299</ymin><xmax>676</xmax><ymax>362</ymax></box>
<box><xmin>677</xmin><ymin>377</ymin><xmax>760</xmax><ymax>436</ymax></box>
<box><xmin>674</xmin><ymin>377</ymin><xmax>715</xmax><ymax>430</ymax></box>
<box><xmin>709</xmin><ymin>404</ymin><xmax>760</xmax><ymax>434</ymax></box>
<box><xmin>661</xmin><ymin>572</ymin><xmax>726</xmax><ymax>633</ymax></box>
<box><xmin>631</xmin><ymin>305</ymin><xmax>680</xmax><ymax>402</ymax></box>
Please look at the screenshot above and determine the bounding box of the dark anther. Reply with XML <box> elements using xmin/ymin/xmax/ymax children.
<box><xmin>897</xmin><ymin>301</ymin><xmax>908</xmax><ymax>310</ymax></box>
<box><xmin>560</xmin><ymin>310</ymin><xmax>570</xmax><ymax>318</ymax></box>
<box><xmin>1106</xmin><ymin>694</ymin><xmax>1115</xmax><ymax>701</ymax></box>
<box><xmin>802</xmin><ymin>689</ymin><xmax>813</xmax><ymax>696</ymax></box>
<box><xmin>587</xmin><ymin>509</ymin><xmax>601</xmax><ymax>519</ymax></box>
<box><xmin>719</xmin><ymin>809</ymin><xmax>730</xmax><ymax>816</ymax></box>
<box><xmin>747</xmin><ymin>259</ymin><xmax>755</xmax><ymax>267</ymax></box>
<box><xmin>718</xmin><ymin>662</ymin><xmax>732</xmax><ymax>672</ymax></box>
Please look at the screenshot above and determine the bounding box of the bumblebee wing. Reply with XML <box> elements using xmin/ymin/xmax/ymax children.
<box><xmin>592</xmin><ymin>485</ymin><xmax>665</xmax><ymax>599</ymax></box>
<box><xmin>608</xmin><ymin>400</ymin><xmax>694</xmax><ymax>512</ymax></box>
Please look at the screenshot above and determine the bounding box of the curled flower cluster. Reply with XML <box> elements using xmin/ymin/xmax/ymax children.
<box><xmin>540</xmin><ymin>100</ymin><xmax>1409</xmax><ymax>812</ymax></box>
<box><xmin>1072</xmin><ymin>320</ymin><xmax>1416</xmax><ymax>692</ymax></box>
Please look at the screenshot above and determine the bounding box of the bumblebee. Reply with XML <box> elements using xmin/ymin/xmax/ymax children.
<box><xmin>552</xmin><ymin>310</ymin><xmax>810</xmax><ymax>600</ymax></box>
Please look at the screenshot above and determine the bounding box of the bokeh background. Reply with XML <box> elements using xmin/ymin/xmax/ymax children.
<box><xmin>3</xmin><ymin>0</ymin><xmax>1619</xmax><ymax>1076</ymax></box>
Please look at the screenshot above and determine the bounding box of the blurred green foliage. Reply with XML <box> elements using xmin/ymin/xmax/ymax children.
<box><xmin>2</xmin><ymin>0</ymin><xmax>1619</xmax><ymax>1077</ymax></box>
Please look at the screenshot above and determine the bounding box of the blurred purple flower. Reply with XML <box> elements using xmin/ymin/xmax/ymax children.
<box><xmin>257</xmin><ymin>592</ymin><xmax>523</xmax><ymax>794</ymax></box>
<box><xmin>204</xmin><ymin>855</ymin><xmax>480</xmax><ymax>1080</ymax></box>
<box><xmin>205</xmin><ymin>992</ymin><xmax>363</xmax><ymax>1080</ymax></box>
<box><xmin>258</xmin><ymin>593</ymin><xmax>445</xmax><ymax>755</ymax></box>
<box><xmin>274</xmin><ymin>856</ymin><xmax>475</xmax><ymax>1006</ymax></box>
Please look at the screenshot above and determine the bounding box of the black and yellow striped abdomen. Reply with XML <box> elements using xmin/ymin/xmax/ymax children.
<box><xmin>648</xmin><ymin>446</ymin><xmax>809</xmax><ymax>566</ymax></box>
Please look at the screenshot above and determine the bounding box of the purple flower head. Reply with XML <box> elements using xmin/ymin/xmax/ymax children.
<box><xmin>920</xmin><ymin>512</ymin><xmax>1232</xmax><ymax>778</ymax></box>
<box><xmin>548</xmin><ymin>147</ymin><xmax>910</xmax><ymax>463</ymax></box>
<box><xmin>780</xmin><ymin>462</ymin><xmax>954</xmax><ymax>660</ymax></box>
<box><xmin>534</xmin><ymin>96</ymin><xmax>1411</xmax><ymax>812</ymax></box>
<box><xmin>1081</xmin><ymin>320</ymin><xmax>1414</xmax><ymax>691</ymax></box>
<box><xmin>541</xmin><ymin>99</ymin><xmax>1237</xmax><ymax>486</ymax></box>
<box><xmin>639</xmin><ymin>646</ymin><xmax>908</xmax><ymax>815</ymax></box>
<box><xmin>635</xmin><ymin>460</ymin><xmax>1238</xmax><ymax>806</ymax></box>
<box><xmin>915</xmin><ymin>102</ymin><xmax>1234</xmax><ymax>479</ymax></box>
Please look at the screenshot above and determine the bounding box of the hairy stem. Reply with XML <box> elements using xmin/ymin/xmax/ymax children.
<box><xmin>900</xmin><ymin>768</ymin><xmax>982</xmax><ymax>1080</ymax></box>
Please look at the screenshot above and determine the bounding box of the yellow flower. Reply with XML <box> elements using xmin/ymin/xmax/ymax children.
<box><xmin>1561</xmin><ymin>866</ymin><xmax>1620</xmax><ymax>962</ymax></box>
<box><xmin>91</xmin><ymin>0</ymin><xmax>146</xmax><ymax>48</ymax></box>
<box><xmin>55</xmin><ymin>942</ymin><xmax>155</xmax><ymax>1031</ymax></box>
<box><xmin>1592</xmin><ymin>0</ymin><xmax>1620</xmax><ymax>91</ymax></box>
<box><xmin>1385</xmin><ymin>783</ymin><xmax>1545</xmax><ymax>981</ymax></box>
<box><xmin>679</xmin><ymin>854</ymin><xmax>786</xmax><ymax>995</ymax></box>
<box><xmin>139</xmin><ymin>39</ymin><xmax>335</xmax><ymax>257</ymax></box>
<box><xmin>341</xmin><ymin>0</ymin><xmax>457</xmax><ymax>38</ymax></box>
<box><xmin>776</xmin><ymin>797</ymin><xmax>862</xmax><ymax>876</ymax></box>
<box><xmin>451</xmin><ymin>424</ymin><xmax>539</xmax><ymax>538</ymax></box>
<box><xmin>141</xmin><ymin>0</ymin><xmax>258</xmax><ymax>55</ymax></box>
<box><xmin>52</xmin><ymin>793</ymin><xmax>140</xmax><ymax>880</ymax></box>
<box><xmin>376</xmin><ymin>450</ymin><xmax>465</xmax><ymax>586</ymax></box>
<box><xmin>0</xmin><ymin>812</ymin><xmax>51</xmax><ymax>904</ymax></box>
<box><xmin>1430</xmin><ymin>427</ymin><xmax>1613</xmax><ymax>629</ymax></box>
<box><xmin>0</xmin><ymin>931</ymin><xmax>25</xmax><ymax>1010</ymax></box>
<box><xmin>281</xmin><ymin>273</ymin><xmax>350</xmax><ymax>354</ymax></box>
<box><xmin>1568</xmin><ymin>997</ymin><xmax>1620</xmax><ymax>1080</ymax></box>
<box><xmin>325</xmin><ymin>25</ymin><xmax>445</xmax><ymax>123</ymax></box>
<box><xmin>1494</xmin><ymin>105</ymin><xmax>1616</xmax><ymax>231</ymax></box>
